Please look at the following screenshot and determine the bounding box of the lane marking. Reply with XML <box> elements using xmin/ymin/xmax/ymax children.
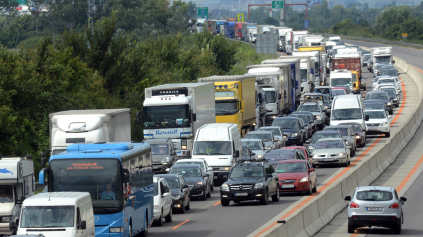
<box><xmin>213</xmin><ymin>201</ymin><xmax>221</xmax><ymax>206</ymax></box>
<box><xmin>172</xmin><ymin>220</ymin><xmax>190</xmax><ymax>229</ymax></box>
<box><xmin>253</xmin><ymin>72</ymin><xmax>407</xmax><ymax>237</ymax></box>
<box><xmin>415</xmin><ymin>67</ymin><xmax>423</xmax><ymax>74</ymax></box>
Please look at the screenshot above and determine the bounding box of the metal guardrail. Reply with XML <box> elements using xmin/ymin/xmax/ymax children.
<box><xmin>322</xmin><ymin>33</ymin><xmax>423</xmax><ymax>49</ymax></box>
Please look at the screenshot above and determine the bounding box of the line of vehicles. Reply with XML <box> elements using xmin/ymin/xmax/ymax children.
<box><xmin>0</xmin><ymin>33</ymin><xmax>404</xmax><ymax>236</ymax></box>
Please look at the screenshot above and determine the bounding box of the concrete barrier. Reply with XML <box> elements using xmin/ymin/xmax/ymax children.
<box><xmin>260</xmin><ymin>53</ymin><xmax>423</xmax><ymax>237</ymax></box>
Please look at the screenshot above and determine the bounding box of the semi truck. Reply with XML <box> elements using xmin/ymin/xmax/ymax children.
<box><xmin>293</xmin><ymin>50</ymin><xmax>326</xmax><ymax>86</ymax></box>
<box><xmin>292</xmin><ymin>31</ymin><xmax>309</xmax><ymax>52</ymax></box>
<box><xmin>302</xmin><ymin>36</ymin><xmax>325</xmax><ymax>47</ymax></box>
<box><xmin>142</xmin><ymin>83</ymin><xmax>215</xmax><ymax>159</ymax></box>
<box><xmin>224</xmin><ymin>21</ymin><xmax>235</xmax><ymax>38</ymax></box>
<box><xmin>49</xmin><ymin>109</ymin><xmax>131</xmax><ymax>155</ymax></box>
<box><xmin>0</xmin><ymin>156</ymin><xmax>34</xmax><ymax>236</ymax></box>
<box><xmin>332</xmin><ymin>53</ymin><xmax>363</xmax><ymax>93</ymax></box>
<box><xmin>241</xmin><ymin>23</ymin><xmax>257</xmax><ymax>42</ymax></box>
<box><xmin>371</xmin><ymin>47</ymin><xmax>394</xmax><ymax>71</ymax></box>
<box><xmin>247</xmin><ymin>63</ymin><xmax>298</xmax><ymax>115</ymax></box>
<box><xmin>197</xmin><ymin>75</ymin><xmax>256</xmax><ymax>136</ymax></box>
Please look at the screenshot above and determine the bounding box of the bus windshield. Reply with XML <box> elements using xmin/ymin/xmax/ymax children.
<box><xmin>49</xmin><ymin>159</ymin><xmax>123</xmax><ymax>214</ymax></box>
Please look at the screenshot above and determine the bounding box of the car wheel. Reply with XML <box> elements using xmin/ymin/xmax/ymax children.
<box><xmin>260</xmin><ymin>189</ymin><xmax>269</xmax><ymax>205</ymax></box>
<box><xmin>206</xmin><ymin>185</ymin><xmax>211</xmax><ymax>198</ymax></box>
<box><xmin>202</xmin><ymin>190</ymin><xmax>207</xmax><ymax>200</ymax></box>
<box><xmin>385</xmin><ymin>132</ymin><xmax>391</xmax><ymax>138</ymax></box>
<box><xmin>312</xmin><ymin>180</ymin><xmax>317</xmax><ymax>193</ymax></box>
<box><xmin>306</xmin><ymin>183</ymin><xmax>312</xmax><ymax>195</ymax></box>
<box><xmin>348</xmin><ymin>222</ymin><xmax>356</xmax><ymax>233</ymax></box>
<box><xmin>185</xmin><ymin>198</ymin><xmax>191</xmax><ymax>211</ymax></box>
<box><xmin>210</xmin><ymin>184</ymin><xmax>214</xmax><ymax>191</ymax></box>
<box><xmin>343</xmin><ymin>157</ymin><xmax>349</xmax><ymax>167</ymax></box>
<box><xmin>221</xmin><ymin>200</ymin><xmax>230</xmax><ymax>206</ymax></box>
<box><xmin>393</xmin><ymin>223</ymin><xmax>402</xmax><ymax>234</ymax></box>
<box><xmin>156</xmin><ymin>210</ymin><xmax>163</xmax><ymax>226</ymax></box>
<box><xmin>165</xmin><ymin>207</ymin><xmax>173</xmax><ymax>222</ymax></box>
<box><xmin>272</xmin><ymin>187</ymin><xmax>280</xmax><ymax>202</ymax></box>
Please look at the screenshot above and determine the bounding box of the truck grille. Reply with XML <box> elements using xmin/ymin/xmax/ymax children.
<box><xmin>368</xmin><ymin>123</ymin><xmax>380</xmax><ymax>127</ymax></box>
<box><xmin>280</xmin><ymin>180</ymin><xmax>296</xmax><ymax>184</ymax></box>
<box><xmin>172</xmin><ymin>142</ymin><xmax>181</xmax><ymax>150</ymax></box>
<box><xmin>230</xmin><ymin>184</ymin><xmax>253</xmax><ymax>191</ymax></box>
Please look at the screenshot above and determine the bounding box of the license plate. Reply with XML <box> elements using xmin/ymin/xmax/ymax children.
<box><xmin>366</xmin><ymin>207</ymin><xmax>383</xmax><ymax>212</ymax></box>
<box><xmin>281</xmin><ymin>184</ymin><xmax>294</xmax><ymax>188</ymax></box>
<box><xmin>235</xmin><ymin>193</ymin><xmax>248</xmax><ymax>196</ymax></box>
<box><xmin>322</xmin><ymin>158</ymin><xmax>333</xmax><ymax>161</ymax></box>
<box><xmin>368</xmin><ymin>127</ymin><xmax>378</xmax><ymax>131</ymax></box>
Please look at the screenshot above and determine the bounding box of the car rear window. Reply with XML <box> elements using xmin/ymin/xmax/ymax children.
<box><xmin>356</xmin><ymin>190</ymin><xmax>393</xmax><ymax>201</ymax></box>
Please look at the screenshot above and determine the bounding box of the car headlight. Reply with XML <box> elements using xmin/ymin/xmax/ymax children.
<box><xmin>221</xmin><ymin>167</ymin><xmax>230</xmax><ymax>171</ymax></box>
<box><xmin>381</xmin><ymin>122</ymin><xmax>387</xmax><ymax>125</ymax></box>
<box><xmin>161</xmin><ymin>157</ymin><xmax>170</xmax><ymax>164</ymax></box>
<box><xmin>325</xmin><ymin>106</ymin><xmax>329</xmax><ymax>109</ymax></box>
<box><xmin>110</xmin><ymin>227</ymin><xmax>123</xmax><ymax>233</ymax></box>
<box><xmin>291</xmin><ymin>133</ymin><xmax>298</xmax><ymax>137</ymax></box>
<box><xmin>2</xmin><ymin>216</ymin><xmax>11</xmax><ymax>222</ymax></box>
<box><xmin>387</xmin><ymin>102</ymin><xmax>392</xmax><ymax>106</ymax></box>
<box><xmin>196</xmin><ymin>182</ymin><xmax>203</xmax><ymax>186</ymax></box>
<box><xmin>300</xmin><ymin>177</ymin><xmax>309</xmax><ymax>182</ymax></box>
<box><xmin>257</xmin><ymin>154</ymin><xmax>263</xmax><ymax>159</ymax></box>
<box><xmin>284</xmin><ymin>133</ymin><xmax>291</xmax><ymax>137</ymax></box>
<box><xmin>315</xmin><ymin>115</ymin><xmax>321</xmax><ymax>119</ymax></box>
<box><xmin>254</xmin><ymin>183</ymin><xmax>264</xmax><ymax>189</ymax></box>
<box><xmin>173</xmin><ymin>195</ymin><xmax>181</xmax><ymax>200</ymax></box>
<box><xmin>272</xmin><ymin>116</ymin><xmax>277</xmax><ymax>119</ymax></box>
<box><xmin>221</xmin><ymin>184</ymin><xmax>229</xmax><ymax>191</ymax></box>
<box><xmin>313</xmin><ymin>154</ymin><xmax>319</xmax><ymax>158</ymax></box>
<box><xmin>355</xmin><ymin>136</ymin><xmax>360</xmax><ymax>139</ymax></box>
<box><xmin>338</xmin><ymin>153</ymin><xmax>345</xmax><ymax>156</ymax></box>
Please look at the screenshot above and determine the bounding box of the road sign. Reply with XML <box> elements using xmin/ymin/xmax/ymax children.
<box><xmin>272</xmin><ymin>1</ymin><xmax>284</xmax><ymax>9</ymax></box>
<box><xmin>197</xmin><ymin>7</ymin><xmax>209</xmax><ymax>20</ymax></box>
<box><xmin>304</xmin><ymin>20</ymin><xmax>309</xmax><ymax>29</ymax></box>
<box><xmin>402</xmin><ymin>33</ymin><xmax>408</xmax><ymax>38</ymax></box>
<box><xmin>237</xmin><ymin>13</ymin><xmax>244</xmax><ymax>22</ymax></box>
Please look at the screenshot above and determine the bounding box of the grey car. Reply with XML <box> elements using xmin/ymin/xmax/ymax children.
<box><xmin>311</xmin><ymin>138</ymin><xmax>350</xmax><ymax>167</ymax></box>
<box><xmin>143</xmin><ymin>138</ymin><xmax>177</xmax><ymax>173</ymax></box>
<box><xmin>289</xmin><ymin>114</ymin><xmax>312</xmax><ymax>138</ymax></box>
<box><xmin>345</xmin><ymin>186</ymin><xmax>407</xmax><ymax>234</ymax></box>
<box><xmin>292</xmin><ymin>111</ymin><xmax>317</xmax><ymax>132</ymax></box>
<box><xmin>306</xmin><ymin>130</ymin><xmax>343</xmax><ymax>153</ymax></box>
<box><xmin>297</xmin><ymin>102</ymin><xmax>326</xmax><ymax>129</ymax></box>
<box><xmin>244</xmin><ymin>131</ymin><xmax>281</xmax><ymax>150</ymax></box>
<box><xmin>258</xmin><ymin>126</ymin><xmax>286</xmax><ymax>147</ymax></box>
<box><xmin>323</xmin><ymin>125</ymin><xmax>357</xmax><ymax>157</ymax></box>
<box><xmin>241</xmin><ymin>139</ymin><xmax>268</xmax><ymax>159</ymax></box>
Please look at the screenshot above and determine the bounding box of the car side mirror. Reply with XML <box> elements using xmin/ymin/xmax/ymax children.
<box><xmin>388</xmin><ymin>115</ymin><xmax>392</xmax><ymax>119</ymax></box>
<box><xmin>305</xmin><ymin>140</ymin><xmax>310</xmax><ymax>144</ymax></box>
<box><xmin>166</xmin><ymin>168</ymin><xmax>170</xmax><ymax>172</ymax></box>
<box><xmin>365</xmin><ymin>115</ymin><xmax>370</xmax><ymax>121</ymax></box>
<box><xmin>267</xmin><ymin>174</ymin><xmax>273</xmax><ymax>178</ymax></box>
<box><xmin>191</xmin><ymin>113</ymin><xmax>197</xmax><ymax>122</ymax></box>
<box><xmin>400</xmin><ymin>197</ymin><xmax>407</xmax><ymax>202</ymax></box>
<box><xmin>79</xmin><ymin>220</ymin><xmax>87</xmax><ymax>230</ymax></box>
<box><xmin>123</xmin><ymin>169</ymin><xmax>130</xmax><ymax>183</ymax></box>
<box><xmin>251</xmin><ymin>153</ymin><xmax>256</xmax><ymax>156</ymax></box>
<box><xmin>309</xmin><ymin>168</ymin><xmax>315</xmax><ymax>172</ymax></box>
<box><xmin>344</xmin><ymin>196</ymin><xmax>351</xmax><ymax>201</ymax></box>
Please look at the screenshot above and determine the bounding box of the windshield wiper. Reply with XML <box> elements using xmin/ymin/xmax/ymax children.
<box><xmin>210</xmin><ymin>152</ymin><xmax>229</xmax><ymax>155</ymax></box>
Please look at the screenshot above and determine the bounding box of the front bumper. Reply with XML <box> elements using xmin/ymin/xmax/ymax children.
<box><xmin>392</xmin><ymin>99</ymin><xmax>399</xmax><ymax>106</ymax></box>
<box><xmin>312</xmin><ymin>156</ymin><xmax>347</xmax><ymax>165</ymax></box>
<box><xmin>220</xmin><ymin>188</ymin><xmax>266</xmax><ymax>201</ymax></box>
<box><xmin>0</xmin><ymin>222</ymin><xmax>11</xmax><ymax>234</ymax></box>
<box><xmin>172</xmin><ymin>199</ymin><xmax>185</xmax><ymax>209</ymax></box>
<box><xmin>286</xmin><ymin>137</ymin><xmax>301</xmax><ymax>145</ymax></box>
<box><xmin>348</xmin><ymin>215</ymin><xmax>401</xmax><ymax>226</ymax></box>
<box><xmin>188</xmin><ymin>185</ymin><xmax>206</xmax><ymax>197</ymax></box>
<box><xmin>355</xmin><ymin>137</ymin><xmax>365</xmax><ymax>146</ymax></box>
<box><xmin>278</xmin><ymin>181</ymin><xmax>310</xmax><ymax>193</ymax></box>
<box><xmin>366</xmin><ymin>125</ymin><xmax>390</xmax><ymax>134</ymax></box>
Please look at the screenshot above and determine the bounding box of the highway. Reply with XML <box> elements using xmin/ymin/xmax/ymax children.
<box><xmin>147</xmin><ymin>46</ymin><xmax>406</xmax><ymax>237</ymax></box>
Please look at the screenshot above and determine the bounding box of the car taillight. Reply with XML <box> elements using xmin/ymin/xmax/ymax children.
<box><xmin>389</xmin><ymin>203</ymin><xmax>399</xmax><ymax>209</ymax></box>
<box><xmin>350</xmin><ymin>202</ymin><xmax>359</xmax><ymax>208</ymax></box>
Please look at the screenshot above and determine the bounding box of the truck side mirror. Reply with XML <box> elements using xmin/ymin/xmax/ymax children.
<box><xmin>40</xmin><ymin>157</ymin><xmax>47</xmax><ymax>168</ymax></box>
<box><xmin>235</xmin><ymin>150</ymin><xmax>240</xmax><ymax>158</ymax></box>
<box><xmin>123</xmin><ymin>169</ymin><xmax>130</xmax><ymax>183</ymax></box>
<box><xmin>38</xmin><ymin>167</ymin><xmax>50</xmax><ymax>185</ymax></box>
<box><xmin>392</xmin><ymin>60</ymin><xmax>395</xmax><ymax>64</ymax></box>
<box><xmin>186</xmin><ymin>150</ymin><xmax>191</xmax><ymax>158</ymax></box>
<box><xmin>284</xmin><ymin>90</ymin><xmax>287</xmax><ymax>99</ymax></box>
<box><xmin>191</xmin><ymin>113</ymin><xmax>197</xmax><ymax>122</ymax></box>
<box><xmin>9</xmin><ymin>221</ymin><xmax>16</xmax><ymax>230</ymax></box>
<box><xmin>365</xmin><ymin>115</ymin><xmax>370</xmax><ymax>121</ymax></box>
<box><xmin>353</xmin><ymin>83</ymin><xmax>356</xmax><ymax>87</ymax></box>
<box><xmin>136</xmin><ymin>111</ymin><xmax>141</xmax><ymax>125</ymax></box>
<box><xmin>79</xmin><ymin>220</ymin><xmax>87</xmax><ymax>230</ymax></box>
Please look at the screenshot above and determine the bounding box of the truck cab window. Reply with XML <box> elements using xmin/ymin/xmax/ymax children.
<box><xmin>0</xmin><ymin>185</ymin><xmax>13</xmax><ymax>202</ymax></box>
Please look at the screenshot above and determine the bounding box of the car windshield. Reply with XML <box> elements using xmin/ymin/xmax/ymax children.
<box><xmin>342</xmin><ymin>124</ymin><xmax>362</xmax><ymax>132</ymax></box>
<box><xmin>381</xmin><ymin>70</ymin><xmax>397</xmax><ymax>76</ymax></box>
<box><xmin>143</xmin><ymin>105</ymin><xmax>190</xmax><ymax>128</ymax></box>
<box><xmin>264</xmin><ymin>91</ymin><xmax>276</xmax><ymax>103</ymax></box>
<box><xmin>332</xmin><ymin>89</ymin><xmax>346</xmax><ymax>96</ymax></box>
<box><xmin>176</xmin><ymin>161</ymin><xmax>205</xmax><ymax>171</ymax></box>
<box><xmin>275</xmin><ymin>162</ymin><xmax>307</xmax><ymax>173</ymax></box>
<box><xmin>331</xmin><ymin>78</ymin><xmax>351</xmax><ymax>86</ymax></box>
<box><xmin>331</xmin><ymin>108</ymin><xmax>362</xmax><ymax>120</ymax></box>
<box><xmin>193</xmin><ymin>141</ymin><xmax>232</xmax><ymax>155</ymax></box>
<box><xmin>325</xmin><ymin>127</ymin><xmax>349</xmax><ymax>136</ymax></box>
<box><xmin>365</xmin><ymin>111</ymin><xmax>386</xmax><ymax>119</ymax></box>
<box><xmin>241</xmin><ymin>148</ymin><xmax>251</xmax><ymax>158</ymax></box>
<box><xmin>215</xmin><ymin>101</ymin><xmax>238</xmax><ymax>116</ymax></box>
<box><xmin>298</xmin><ymin>105</ymin><xmax>320</xmax><ymax>112</ymax></box>
<box><xmin>375</xmin><ymin>56</ymin><xmax>391</xmax><ymax>64</ymax></box>
<box><xmin>368</xmin><ymin>93</ymin><xmax>389</xmax><ymax>100</ymax></box>
<box><xmin>20</xmin><ymin>206</ymin><xmax>75</xmax><ymax>228</ymax></box>
<box><xmin>259</xmin><ymin>128</ymin><xmax>281</xmax><ymax>135</ymax></box>
<box><xmin>295</xmin><ymin>115</ymin><xmax>309</xmax><ymax>123</ymax></box>
<box><xmin>304</xmin><ymin>95</ymin><xmax>322</xmax><ymax>102</ymax></box>
<box><xmin>381</xmin><ymin>89</ymin><xmax>396</xmax><ymax>96</ymax></box>
<box><xmin>311</xmin><ymin>133</ymin><xmax>340</xmax><ymax>144</ymax></box>
<box><xmin>272</xmin><ymin>119</ymin><xmax>299</xmax><ymax>129</ymax></box>
<box><xmin>164</xmin><ymin>178</ymin><xmax>180</xmax><ymax>189</ymax></box>
<box><xmin>229</xmin><ymin>166</ymin><xmax>263</xmax><ymax>180</ymax></box>
<box><xmin>169</xmin><ymin>167</ymin><xmax>202</xmax><ymax>178</ymax></box>
<box><xmin>242</xmin><ymin>141</ymin><xmax>263</xmax><ymax>150</ymax></box>
<box><xmin>245</xmin><ymin>133</ymin><xmax>272</xmax><ymax>142</ymax></box>
<box><xmin>364</xmin><ymin>103</ymin><xmax>385</xmax><ymax>110</ymax></box>
<box><xmin>264</xmin><ymin>153</ymin><xmax>295</xmax><ymax>164</ymax></box>
<box><xmin>378</xmin><ymin>79</ymin><xmax>395</xmax><ymax>84</ymax></box>
<box><xmin>0</xmin><ymin>185</ymin><xmax>13</xmax><ymax>203</ymax></box>
<box><xmin>150</xmin><ymin>144</ymin><xmax>168</xmax><ymax>155</ymax></box>
<box><xmin>316</xmin><ymin>140</ymin><xmax>344</xmax><ymax>149</ymax></box>
<box><xmin>301</xmin><ymin>69</ymin><xmax>308</xmax><ymax>82</ymax></box>
<box><xmin>315</xmin><ymin>88</ymin><xmax>331</xmax><ymax>94</ymax></box>
<box><xmin>356</xmin><ymin>190</ymin><xmax>393</xmax><ymax>201</ymax></box>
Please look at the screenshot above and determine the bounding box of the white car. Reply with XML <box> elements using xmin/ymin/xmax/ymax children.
<box><xmin>378</xmin><ymin>85</ymin><xmax>399</xmax><ymax>95</ymax></box>
<box><xmin>374</xmin><ymin>78</ymin><xmax>400</xmax><ymax>93</ymax></box>
<box><xmin>173</xmin><ymin>158</ymin><xmax>214</xmax><ymax>188</ymax></box>
<box><xmin>364</xmin><ymin>110</ymin><xmax>391</xmax><ymax>137</ymax></box>
<box><xmin>153</xmin><ymin>176</ymin><xmax>173</xmax><ymax>226</ymax></box>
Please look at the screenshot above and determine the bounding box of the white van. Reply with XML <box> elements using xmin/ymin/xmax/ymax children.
<box><xmin>192</xmin><ymin>123</ymin><xmax>241</xmax><ymax>184</ymax></box>
<box><xmin>330</xmin><ymin>69</ymin><xmax>354</xmax><ymax>92</ymax></box>
<box><xmin>330</xmin><ymin>95</ymin><xmax>369</xmax><ymax>130</ymax></box>
<box><xmin>13</xmin><ymin>192</ymin><xmax>95</xmax><ymax>237</ymax></box>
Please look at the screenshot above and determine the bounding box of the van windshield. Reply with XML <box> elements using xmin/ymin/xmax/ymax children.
<box><xmin>21</xmin><ymin>206</ymin><xmax>75</xmax><ymax>228</ymax></box>
<box><xmin>193</xmin><ymin>141</ymin><xmax>232</xmax><ymax>155</ymax></box>
<box><xmin>331</xmin><ymin>78</ymin><xmax>352</xmax><ymax>86</ymax></box>
<box><xmin>331</xmin><ymin>109</ymin><xmax>362</xmax><ymax>120</ymax></box>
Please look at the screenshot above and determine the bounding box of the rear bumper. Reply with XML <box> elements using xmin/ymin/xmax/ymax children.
<box><xmin>348</xmin><ymin>215</ymin><xmax>401</xmax><ymax>226</ymax></box>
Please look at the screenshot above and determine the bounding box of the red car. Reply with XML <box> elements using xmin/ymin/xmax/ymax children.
<box><xmin>274</xmin><ymin>160</ymin><xmax>317</xmax><ymax>195</ymax></box>
<box><xmin>281</xmin><ymin>146</ymin><xmax>313</xmax><ymax>166</ymax></box>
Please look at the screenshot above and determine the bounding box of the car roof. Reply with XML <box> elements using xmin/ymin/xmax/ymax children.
<box><xmin>159</xmin><ymin>174</ymin><xmax>181</xmax><ymax>179</ymax></box>
<box><xmin>275</xmin><ymin>160</ymin><xmax>307</xmax><ymax>164</ymax></box>
<box><xmin>171</xmin><ymin>164</ymin><xmax>202</xmax><ymax>168</ymax></box>
<box><xmin>237</xmin><ymin>162</ymin><xmax>265</xmax><ymax>167</ymax></box>
<box><xmin>176</xmin><ymin>159</ymin><xmax>205</xmax><ymax>163</ymax></box>
<box><xmin>292</xmin><ymin>111</ymin><xmax>313</xmax><ymax>115</ymax></box>
<box><xmin>241</xmin><ymin>138</ymin><xmax>263</xmax><ymax>142</ymax></box>
<box><xmin>274</xmin><ymin>117</ymin><xmax>297</xmax><ymax>120</ymax></box>
<box><xmin>356</xmin><ymin>186</ymin><xmax>394</xmax><ymax>192</ymax></box>
<box><xmin>314</xmin><ymin>130</ymin><xmax>340</xmax><ymax>134</ymax></box>
<box><xmin>367</xmin><ymin>90</ymin><xmax>387</xmax><ymax>94</ymax></box>
<box><xmin>304</xmin><ymin>93</ymin><xmax>323</xmax><ymax>96</ymax></box>
<box><xmin>365</xmin><ymin>109</ymin><xmax>386</xmax><ymax>112</ymax></box>
<box><xmin>325</xmin><ymin>125</ymin><xmax>349</xmax><ymax>128</ymax></box>
<box><xmin>281</xmin><ymin>146</ymin><xmax>304</xmax><ymax>150</ymax></box>
<box><xmin>246</xmin><ymin>131</ymin><xmax>272</xmax><ymax>135</ymax></box>
<box><xmin>363</xmin><ymin>99</ymin><xmax>383</xmax><ymax>103</ymax></box>
<box><xmin>302</xmin><ymin>102</ymin><xmax>319</xmax><ymax>105</ymax></box>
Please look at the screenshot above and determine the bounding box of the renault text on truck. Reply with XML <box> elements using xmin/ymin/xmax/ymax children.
<box><xmin>49</xmin><ymin>109</ymin><xmax>131</xmax><ymax>156</ymax></box>
<box><xmin>142</xmin><ymin>83</ymin><xmax>215</xmax><ymax>159</ymax></box>
<box><xmin>39</xmin><ymin>142</ymin><xmax>153</xmax><ymax>237</ymax></box>
<box><xmin>197</xmin><ymin>75</ymin><xmax>256</xmax><ymax>136</ymax></box>
<box><xmin>0</xmin><ymin>156</ymin><xmax>34</xmax><ymax>236</ymax></box>
<box><xmin>192</xmin><ymin>123</ymin><xmax>241</xmax><ymax>185</ymax></box>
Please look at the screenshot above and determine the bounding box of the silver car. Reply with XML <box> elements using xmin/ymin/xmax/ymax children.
<box><xmin>241</xmin><ymin>138</ymin><xmax>268</xmax><ymax>159</ymax></box>
<box><xmin>258</xmin><ymin>126</ymin><xmax>286</xmax><ymax>147</ymax></box>
<box><xmin>323</xmin><ymin>125</ymin><xmax>357</xmax><ymax>157</ymax></box>
<box><xmin>244</xmin><ymin>131</ymin><xmax>281</xmax><ymax>150</ymax></box>
<box><xmin>345</xmin><ymin>186</ymin><xmax>407</xmax><ymax>234</ymax></box>
<box><xmin>297</xmin><ymin>102</ymin><xmax>326</xmax><ymax>130</ymax></box>
<box><xmin>311</xmin><ymin>138</ymin><xmax>350</xmax><ymax>167</ymax></box>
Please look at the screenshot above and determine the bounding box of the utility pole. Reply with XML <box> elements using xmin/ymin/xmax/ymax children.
<box><xmin>280</xmin><ymin>7</ymin><xmax>285</xmax><ymax>26</ymax></box>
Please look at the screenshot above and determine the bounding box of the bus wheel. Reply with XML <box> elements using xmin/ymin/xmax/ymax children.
<box><xmin>140</xmin><ymin>214</ymin><xmax>148</xmax><ymax>237</ymax></box>
<box><xmin>128</xmin><ymin>224</ymin><xmax>132</xmax><ymax>237</ymax></box>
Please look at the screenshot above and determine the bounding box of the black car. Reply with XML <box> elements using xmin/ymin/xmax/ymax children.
<box><xmin>292</xmin><ymin>112</ymin><xmax>317</xmax><ymax>131</ymax></box>
<box><xmin>272</xmin><ymin>117</ymin><xmax>304</xmax><ymax>146</ymax></box>
<box><xmin>365</xmin><ymin>91</ymin><xmax>393</xmax><ymax>115</ymax></box>
<box><xmin>288</xmin><ymin>114</ymin><xmax>312</xmax><ymax>139</ymax></box>
<box><xmin>380</xmin><ymin>88</ymin><xmax>399</xmax><ymax>107</ymax></box>
<box><xmin>363</xmin><ymin>100</ymin><xmax>389</xmax><ymax>114</ymax></box>
<box><xmin>220</xmin><ymin>160</ymin><xmax>280</xmax><ymax>206</ymax></box>
<box><xmin>263</xmin><ymin>149</ymin><xmax>306</xmax><ymax>165</ymax></box>
<box><xmin>161</xmin><ymin>174</ymin><xmax>191</xmax><ymax>213</ymax></box>
<box><xmin>168</xmin><ymin>164</ymin><xmax>211</xmax><ymax>200</ymax></box>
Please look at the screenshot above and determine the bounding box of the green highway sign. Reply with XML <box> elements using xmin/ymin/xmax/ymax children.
<box><xmin>272</xmin><ymin>1</ymin><xmax>284</xmax><ymax>9</ymax></box>
<box><xmin>197</xmin><ymin>7</ymin><xmax>209</xmax><ymax>20</ymax></box>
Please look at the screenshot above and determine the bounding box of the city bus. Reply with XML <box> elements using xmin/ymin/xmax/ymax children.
<box><xmin>39</xmin><ymin>142</ymin><xmax>153</xmax><ymax>237</ymax></box>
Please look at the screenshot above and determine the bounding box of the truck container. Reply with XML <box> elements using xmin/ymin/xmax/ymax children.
<box><xmin>292</xmin><ymin>30</ymin><xmax>309</xmax><ymax>52</ymax></box>
<box><xmin>249</xmin><ymin>28</ymin><xmax>257</xmax><ymax>43</ymax></box>
<box><xmin>49</xmin><ymin>109</ymin><xmax>131</xmax><ymax>155</ymax></box>
<box><xmin>247</xmin><ymin>63</ymin><xmax>298</xmax><ymax>114</ymax></box>
<box><xmin>224</xmin><ymin>22</ymin><xmax>235</xmax><ymax>38</ymax></box>
<box><xmin>0</xmin><ymin>156</ymin><xmax>34</xmax><ymax>236</ymax></box>
<box><xmin>370</xmin><ymin>47</ymin><xmax>394</xmax><ymax>71</ymax></box>
<box><xmin>241</xmin><ymin>23</ymin><xmax>257</xmax><ymax>41</ymax></box>
<box><xmin>257</xmin><ymin>25</ymin><xmax>273</xmax><ymax>34</ymax></box>
<box><xmin>143</xmin><ymin>83</ymin><xmax>215</xmax><ymax>159</ymax></box>
<box><xmin>332</xmin><ymin>53</ymin><xmax>363</xmax><ymax>93</ymax></box>
<box><xmin>293</xmin><ymin>50</ymin><xmax>326</xmax><ymax>86</ymax></box>
<box><xmin>274</xmin><ymin>27</ymin><xmax>292</xmax><ymax>52</ymax></box>
<box><xmin>303</xmin><ymin>36</ymin><xmax>325</xmax><ymax>46</ymax></box>
<box><xmin>197</xmin><ymin>75</ymin><xmax>256</xmax><ymax>136</ymax></box>
<box><xmin>234</xmin><ymin>22</ymin><xmax>243</xmax><ymax>39</ymax></box>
